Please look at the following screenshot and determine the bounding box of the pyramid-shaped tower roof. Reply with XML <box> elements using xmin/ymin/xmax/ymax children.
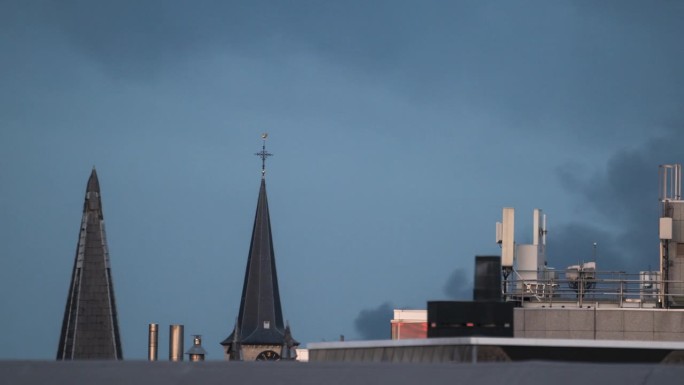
<box><xmin>57</xmin><ymin>168</ymin><xmax>123</xmax><ymax>360</ymax></box>
<box><xmin>222</xmin><ymin>137</ymin><xmax>297</xmax><ymax>351</ymax></box>
<box><xmin>228</xmin><ymin>178</ymin><xmax>285</xmax><ymax>344</ymax></box>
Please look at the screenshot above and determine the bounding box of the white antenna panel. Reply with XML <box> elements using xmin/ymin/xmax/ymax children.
<box><xmin>501</xmin><ymin>207</ymin><xmax>515</xmax><ymax>268</ymax></box>
<box><xmin>660</xmin><ymin>217</ymin><xmax>673</xmax><ymax>240</ymax></box>
<box><xmin>533</xmin><ymin>209</ymin><xmax>541</xmax><ymax>246</ymax></box>
<box><xmin>495</xmin><ymin>222</ymin><xmax>503</xmax><ymax>244</ymax></box>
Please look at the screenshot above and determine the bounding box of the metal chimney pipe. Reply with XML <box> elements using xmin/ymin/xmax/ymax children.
<box><xmin>169</xmin><ymin>324</ymin><xmax>184</xmax><ymax>362</ymax></box>
<box><xmin>148</xmin><ymin>323</ymin><xmax>158</xmax><ymax>361</ymax></box>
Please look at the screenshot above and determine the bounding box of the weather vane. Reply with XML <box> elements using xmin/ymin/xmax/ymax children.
<box><xmin>255</xmin><ymin>133</ymin><xmax>272</xmax><ymax>178</ymax></box>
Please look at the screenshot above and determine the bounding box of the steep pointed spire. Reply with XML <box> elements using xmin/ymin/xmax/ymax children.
<box><xmin>228</xmin><ymin>319</ymin><xmax>242</xmax><ymax>361</ymax></box>
<box><xmin>221</xmin><ymin>137</ymin><xmax>298</xmax><ymax>359</ymax></box>
<box><xmin>281</xmin><ymin>322</ymin><xmax>298</xmax><ymax>359</ymax></box>
<box><xmin>222</xmin><ymin>179</ymin><xmax>285</xmax><ymax>345</ymax></box>
<box><xmin>57</xmin><ymin>168</ymin><xmax>123</xmax><ymax>360</ymax></box>
<box><xmin>86</xmin><ymin>167</ymin><xmax>100</xmax><ymax>193</ymax></box>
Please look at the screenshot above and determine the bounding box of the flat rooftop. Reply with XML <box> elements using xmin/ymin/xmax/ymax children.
<box><xmin>1</xmin><ymin>360</ymin><xmax>684</xmax><ymax>385</ymax></box>
<box><xmin>308</xmin><ymin>337</ymin><xmax>684</xmax><ymax>364</ymax></box>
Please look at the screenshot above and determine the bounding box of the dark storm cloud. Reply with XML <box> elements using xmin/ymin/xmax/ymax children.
<box><xmin>354</xmin><ymin>302</ymin><xmax>394</xmax><ymax>340</ymax></box>
<box><xmin>551</xmin><ymin>127</ymin><xmax>684</xmax><ymax>273</ymax></box>
<box><xmin>30</xmin><ymin>0</ymin><xmax>424</xmax><ymax>79</ymax></box>
<box><xmin>14</xmin><ymin>1</ymin><xmax>682</xmax><ymax>142</ymax></box>
<box><xmin>40</xmin><ymin>1</ymin><xmax>451</xmax><ymax>67</ymax></box>
<box><xmin>443</xmin><ymin>268</ymin><xmax>472</xmax><ymax>300</ymax></box>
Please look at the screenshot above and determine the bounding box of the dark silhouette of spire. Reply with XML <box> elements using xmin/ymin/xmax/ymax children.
<box><xmin>228</xmin><ymin>319</ymin><xmax>242</xmax><ymax>361</ymax></box>
<box><xmin>221</xmin><ymin>137</ymin><xmax>298</xmax><ymax>359</ymax></box>
<box><xmin>281</xmin><ymin>323</ymin><xmax>297</xmax><ymax>359</ymax></box>
<box><xmin>57</xmin><ymin>168</ymin><xmax>123</xmax><ymax>360</ymax></box>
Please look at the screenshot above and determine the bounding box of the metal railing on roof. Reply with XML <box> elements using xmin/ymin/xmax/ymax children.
<box><xmin>503</xmin><ymin>269</ymin><xmax>684</xmax><ymax>308</ymax></box>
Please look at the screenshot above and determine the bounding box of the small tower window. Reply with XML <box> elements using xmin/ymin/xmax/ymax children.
<box><xmin>263</xmin><ymin>321</ymin><xmax>270</xmax><ymax>329</ymax></box>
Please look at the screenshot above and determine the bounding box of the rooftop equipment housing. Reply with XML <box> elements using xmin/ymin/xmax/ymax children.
<box><xmin>427</xmin><ymin>301</ymin><xmax>514</xmax><ymax>338</ymax></box>
<box><xmin>474</xmin><ymin>256</ymin><xmax>502</xmax><ymax>302</ymax></box>
<box><xmin>659</xmin><ymin>164</ymin><xmax>684</xmax><ymax>307</ymax></box>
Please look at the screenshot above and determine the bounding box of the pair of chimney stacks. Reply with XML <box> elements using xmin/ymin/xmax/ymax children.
<box><xmin>148</xmin><ymin>323</ymin><xmax>206</xmax><ymax>362</ymax></box>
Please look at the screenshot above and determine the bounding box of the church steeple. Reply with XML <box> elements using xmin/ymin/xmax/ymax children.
<box><xmin>57</xmin><ymin>168</ymin><xmax>123</xmax><ymax>360</ymax></box>
<box><xmin>221</xmin><ymin>136</ymin><xmax>298</xmax><ymax>360</ymax></box>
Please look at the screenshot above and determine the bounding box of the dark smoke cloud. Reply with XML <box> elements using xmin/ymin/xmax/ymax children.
<box><xmin>354</xmin><ymin>269</ymin><xmax>471</xmax><ymax>340</ymax></box>
<box><xmin>548</xmin><ymin>223</ymin><xmax>623</xmax><ymax>272</ymax></box>
<box><xmin>354</xmin><ymin>302</ymin><xmax>394</xmax><ymax>340</ymax></box>
<box><xmin>551</xmin><ymin>127</ymin><xmax>684</xmax><ymax>273</ymax></box>
<box><xmin>443</xmin><ymin>267</ymin><xmax>472</xmax><ymax>300</ymax></box>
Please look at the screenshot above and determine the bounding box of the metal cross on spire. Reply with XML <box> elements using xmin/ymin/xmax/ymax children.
<box><xmin>255</xmin><ymin>133</ymin><xmax>272</xmax><ymax>178</ymax></box>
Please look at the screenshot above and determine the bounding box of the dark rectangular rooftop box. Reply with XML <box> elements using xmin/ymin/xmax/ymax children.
<box><xmin>427</xmin><ymin>301</ymin><xmax>514</xmax><ymax>338</ymax></box>
<box><xmin>473</xmin><ymin>256</ymin><xmax>502</xmax><ymax>302</ymax></box>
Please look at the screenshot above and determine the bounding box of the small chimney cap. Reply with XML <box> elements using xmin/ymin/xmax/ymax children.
<box><xmin>185</xmin><ymin>335</ymin><xmax>207</xmax><ymax>356</ymax></box>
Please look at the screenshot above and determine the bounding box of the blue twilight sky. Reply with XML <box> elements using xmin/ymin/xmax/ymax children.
<box><xmin>1</xmin><ymin>1</ymin><xmax>683</xmax><ymax>360</ymax></box>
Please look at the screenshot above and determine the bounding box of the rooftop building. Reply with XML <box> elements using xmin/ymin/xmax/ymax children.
<box><xmin>56</xmin><ymin>168</ymin><xmax>123</xmax><ymax>360</ymax></box>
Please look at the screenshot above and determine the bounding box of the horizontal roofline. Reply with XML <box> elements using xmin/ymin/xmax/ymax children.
<box><xmin>308</xmin><ymin>336</ymin><xmax>684</xmax><ymax>351</ymax></box>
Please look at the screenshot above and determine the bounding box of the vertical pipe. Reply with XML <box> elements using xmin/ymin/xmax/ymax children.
<box><xmin>669</xmin><ymin>165</ymin><xmax>672</xmax><ymax>198</ymax></box>
<box><xmin>148</xmin><ymin>323</ymin><xmax>158</xmax><ymax>361</ymax></box>
<box><xmin>662</xmin><ymin>166</ymin><xmax>666</xmax><ymax>201</ymax></box>
<box><xmin>672</xmin><ymin>165</ymin><xmax>676</xmax><ymax>199</ymax></box>
<box><xmin>675</xmin><ymin>165</ymin><xmax>679</xmax><ymax>199</ymax></box>
<box><xmin>667</xmin><ymin>166</ymin><xmax>670</xmax><ymax>199</ymax></box>
<box><xmin>169</xmin><ymin>324</ymin><xmax>184</xmax><ymax>362</ymax></box>
<box><xmin>675</xmin><ymin>165</ymin><xmax>678</xmax><ymax>198</ymax></box>
<box><xmin>671</xmin><ymin>166</ymin><xmax>675</xmax><ymax>199</ymax></box>
<box><xmin>675</xmin><ymin>164</ymin><xmax>682</xmax><ymax>200</ymax></box>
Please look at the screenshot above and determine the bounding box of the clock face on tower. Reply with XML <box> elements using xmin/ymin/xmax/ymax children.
<box><xmin>256</xmin><ymin>350</ymin><xmax>281</xmax><ymax>361</ymax></box>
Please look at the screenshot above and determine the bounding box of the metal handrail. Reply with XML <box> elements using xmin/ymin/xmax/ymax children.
<box><xmin>503</xmin><ymin>269</ymin><xmax>682</xmax><ymax>307</ymax></box>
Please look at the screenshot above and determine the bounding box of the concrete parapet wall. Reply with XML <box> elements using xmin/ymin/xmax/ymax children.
<box><xmin>515</xmin><ymin>308</ymin><xmax>684</xmax><ymax>341</ymax></box>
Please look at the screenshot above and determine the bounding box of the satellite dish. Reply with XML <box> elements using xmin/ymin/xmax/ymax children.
<box><xmin>261</xmin><ymin>133</ymin><xmax>269</xmax><ymax>139</ymax></box>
